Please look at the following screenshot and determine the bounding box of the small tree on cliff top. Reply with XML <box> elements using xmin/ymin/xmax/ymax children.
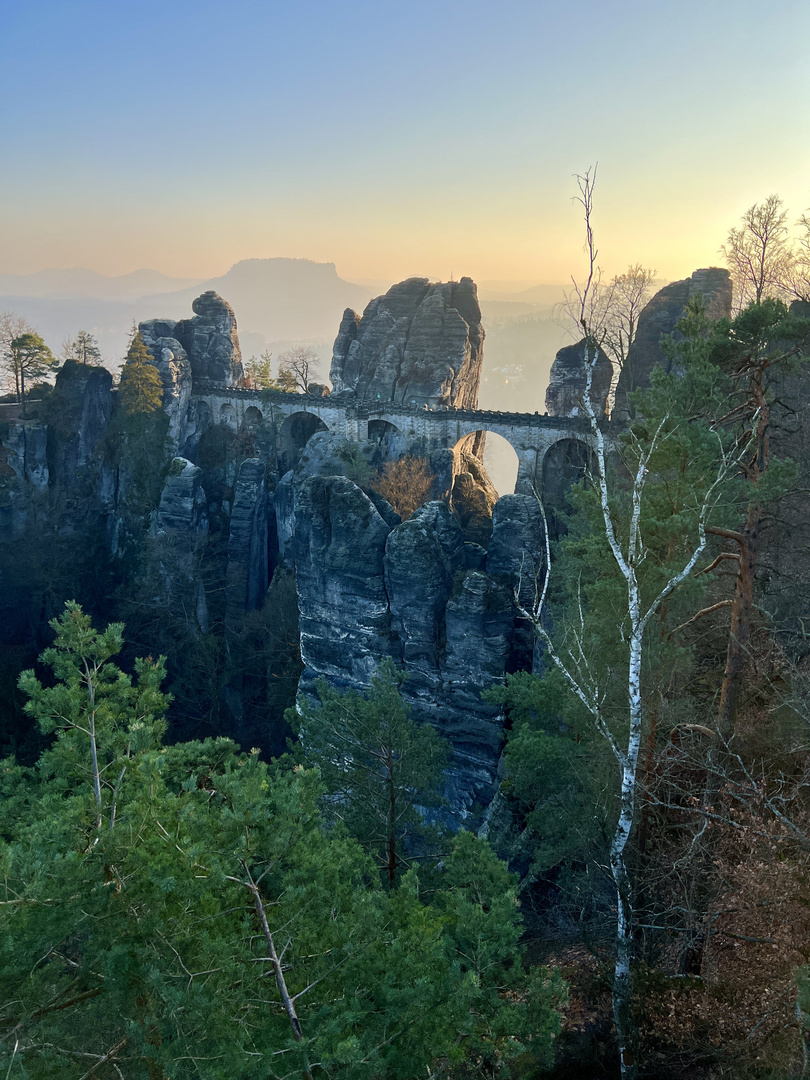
<box><xmin>7</xmin><ymin>331</ymin><xmax>57</xmax><ymax>417</ymax></box>
<box><xmin>278</xmin><ymin>344</ymin><xmax>320</xmax><ymax>393</ymax></box>
<box><xmin>118</xmin><ymin>331</ymin><xmax>163</xmax><ymax>416</ymax></box>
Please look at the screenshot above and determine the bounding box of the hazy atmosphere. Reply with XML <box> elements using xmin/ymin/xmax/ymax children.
<box><xmin>3</xmin><ymin>3</ymin><xmax>810</xmax><ymax>1079</ymax></box>
<box><xmin>2</xmin><ymin>0</ymin><xmax>808</xmax><ymax>287</ymax></box>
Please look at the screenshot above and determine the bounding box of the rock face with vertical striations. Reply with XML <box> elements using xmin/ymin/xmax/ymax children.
<box><xmin>294</xmin><ymin>475</ymin><xmax>395</xmax><ymax>691</ymax></box>
<box><xmin>384</xmin><ymin>501</ymin><xmax>465</xmax><ymax>704</ymax></box>
<box><xmin>330</xmin><ymin>277</ymin><xmax>484</xmax><ymax>408</ymax></box>
<box><xmin>293</xmin><ymin>484</ymin><xmax>514</xmax><ymax>821</ymax></box>
<box><xmin>440</xmin><ymin>570</ymin><xmax>513</xmax><ymax>812</ymax></box>
<box><xmin>153</xmin><ymin>458</ymin><xmax>209</xmax><ymax>538</ymax></box>
<box><xmin>137</xmin><ymin>320</ymin><xmax>193</xmax><ymax>447</ymax></box>
<box><xmin>47</xmin><ymin>360</ymin><xmax>114</xmax><ymax>483</ymax></box>
<box><xmin>225</xmin><ymin>458</ymin><xmax>268</xmax><ymax>630</ymax></box>
<box><xmin>175</xmin><ymin>291</ymin><xmax>245</xmax><ymax>386</ymax></box>
<box><xmin>545</xmin><ymin>339</ymin><xmax>612</xmax><ymax>418</ymax></box>
<box><xmin>614</xmin><ymin>268</ymin><xmax>732</xmax><ymax>413</ymax></box>
<box><xmin>487</xmin><ymin>492</ymin><xmax>546</xmax><ymax>670</ymax></box>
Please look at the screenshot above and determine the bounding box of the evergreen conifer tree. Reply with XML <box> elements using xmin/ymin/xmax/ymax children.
<box><xmin>118</xmin><ymin>331</ymin><xmax>163</xmax><ymax>415</ymax></box>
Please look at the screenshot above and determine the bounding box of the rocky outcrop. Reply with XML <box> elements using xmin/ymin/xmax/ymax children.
<box><xmin>153</xmin><ymin>458</ymin><xmax>208</xmax><ymax>537</ymax></box>
<box><xmin>0</xmin><ymin>424</ymin><xmax>49</xmax><ymax>539</ymax></box>
<box><xmin>226</xmin><ymin>458</ymin><xmax>269</xmax><ymax>630</ymax></box>
<box><xmin>487</xmin><ymin>494</ymin><xmax>545</xmax><ymax>603</ymax></box>
<box><xmin>47</xmin><ymin>360</ymin><xmax>113</xmax><ymax>483</ymax></box>
<box><xmin>293</xmin><ymin>484</ymin><xmax>515</xmax><ymax>821</ymax></box>
<box><xmin>330</xmin><ymin>277</ymin><xmax>484</xmax><ymax>408</ymax></box>
<box><xmin>614</xmin><ymin>268</ymin><xmax>732</xmax><ymax>413</ymax></box>
<box><xmin>137</xmin><ymin>320</ymin><xmax>193</xmax><ymax>447</ymax></box>
<box><xmin>487</xmin><ymin>493</ymin><xmax>546</xmax><ymax>670</ymax></box>
<box><xmin>545</xmin><ymin>339</ymin><xmax>612</xmax><ymax>418</ymax></box>
<box><xmin>295</xmin><ymin>475</ymin><xmax>394</xmax><ymax>689</ymax></box>
<box><xmin>450</xmin><ymin>442</ymin><xmax>500</xmax><ymax>545</ymax></box>
<box><xmin>440</xmin><ymin>571</ymin><xmax>513</xmax><ymax>812</ymax></box>
<box><xmin>385</xmin><ymin>502</ymin><xmax>465</xmax><ymax>699</ymax></box>
<box><xmin>175</xmin><ymin>291</ymin><xmax>244</xmax><ymax>386</ymax></box>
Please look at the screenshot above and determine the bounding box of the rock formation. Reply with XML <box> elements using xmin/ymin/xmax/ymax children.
<box><xmin>295</xmin><ymin>475</ymin><xmax>394</xmax><ymax>689</ymax></box>
<box><xmin>176</xmin><ymin>291</ymin><xmax>244</xmax><ymax>386</ymax></box>
<box><xmin>292</xmin><ymin>481</ymin><xmax>515</xmax><ymax>819</ymax></box>
<box><xmin>545</xmin><ymin>339</ymin><xmax>612</xmax><ymax>418</ymax></box>
<box><xmin>226</xmin><ymin>458</ymin><xmax>269</xmax><ymax>630</ymax></box>
<box><xmin>137</xmin><ymin>321</ymin><xmax>193</xmax><ymax>446</ymax></box>
<box><xmin>136</xmin><ymin>292</ymin><xmax>244</xmax><ymax>419</ymax></box>
<box><xmin>614</xmin><ymin>268</ymin><xmax>732</xmax><ymax>412</ymax></box>
<box><xmin>330</xmin><ymin>277</ymin><xmax>484</xmax><ymax>408</ymax></box>
<box><xmin>47</xmin><ymin>360</ymin><xmax>114</xmax><ymax>483</ymax></box>
<box><xmin>153</xmin><ymin>458</ymin><xmax>208</xmax><ymax>537</ymax></box>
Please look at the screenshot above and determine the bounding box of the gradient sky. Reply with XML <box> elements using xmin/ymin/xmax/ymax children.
<box><xmin>1</xmin><ymin>0</ymin><xmax>808</xmax><ymax>287</ymax></box>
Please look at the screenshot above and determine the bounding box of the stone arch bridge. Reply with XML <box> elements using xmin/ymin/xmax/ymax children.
<box><xmin>193</xmin><ymin>382</ymin><xmax>601</xmax><ymax>495</ymax></box>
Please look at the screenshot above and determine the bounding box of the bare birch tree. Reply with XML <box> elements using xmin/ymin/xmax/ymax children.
<box><xmin>556</xmin><ymin>183</ymin><xmax>656</xmax><ymax>411</ymax></box>
<box><xmin>518</xmin><ymin>168</ymin><xmax>737</xmax><ymax>1078</ymax></box>
<box><xmin>721</xmin><ymin>195</ymin><xmax>795</xmax><ymax>311</ymax></box>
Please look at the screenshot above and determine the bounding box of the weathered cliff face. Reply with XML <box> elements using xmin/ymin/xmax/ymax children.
<box><xmin>153</xmin><ymin>458</ymin><xmax>209</xmax><ymax>538</ymax></box>
<box><xmin>487</xmin><ymin>493</ymin><xmax>546</xmax><ymax>671</ymax></box>
<box><xmin>292</xmin><ymin>479</ymin><xmax>536</xmax><ymax>820</ymax></box>
<box><xmin>295</xmin><ymin>475</ymin><xmax>394</xmax><ymax>689</ymax></box>
<box><xmin>614</xmin><ymin>267</ymin><xmax>732</xmax><ymax>413</ymax></box>
<box><xmin>0</xmin><ymin>424</ymin><xmax>49</xmax><ymax>539</ymax></box>
<box><xmin>226</xmin><ymin>458</ymin><xmax>269</xmax><ymax>631</ymax></box>
<box><xmin>545</xmin><ymin>339</ymin><xmax>612</xmax><ymax>418</ymax></box>
<box><xmin>175</xmin><ymin>291</ymin><xmax>244</xmax><ymax>386</ymax></box>
<box><xmin>137</xmin><ymin>321</ymin><xmax>193</xmax><ymax>447</ymax></box>
<box><xmin>330</xmin><ymin>277</ymin><xmax>484</xmax><ymax>408</ymax></box>
<box><xmin>47</xmin><ymin>360</ymin><xmax>114</xmax><ymax>484</ymax></box>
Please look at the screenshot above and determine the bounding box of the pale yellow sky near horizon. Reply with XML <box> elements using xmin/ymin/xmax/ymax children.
<box><xmin>3</xmin><ymin>1</ymin><xmax>809</xmax><ymax>291</ymax></box>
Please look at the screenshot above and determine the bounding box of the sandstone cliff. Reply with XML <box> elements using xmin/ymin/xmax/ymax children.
<box><xmin>614</xmin><ymin>268</ymin><xmax>732</xmax><ymax>413</ymax></box>
<box><xmin>330</xmin><ymin>277</ymin><xmax>484</xmax><ymax>408</ymax></box>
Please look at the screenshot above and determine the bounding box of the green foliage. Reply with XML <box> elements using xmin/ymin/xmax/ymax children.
<box><xmin>0</xmin><ymin>604</ymin><xmax>565</xmax><ymax>1079</ymax></box>
<box><xmin>8</xmin><ymin>331</ymin><xmax>58</xmax><ymax>413</ymax></box>
<box><xmin>488</xmin><ymin>672</ymin><xmax>612</xmax><ymax>891</ymax></box>
<box><xmin>338</xmin><ymin>441</ymin><xmax>374</xmax><ymax>486</ymax></box>
<box><xmin>292</xmin><ymin>660</ymin><xmax>449</xmax><ymax>883</ymax></box>
<box><xmin>118</xmin><ymin>331</ymin><xmax>163</xmax><ymax>416</ymax></box>
<box><xmin>246</xmin><ymin>348</ymin><xmax>299</xmax><ymax>392</ymax></box>
<box><xmin>62</xmin><ymin>329</ymin><xmax>102</xmax><ymax>365</ymax></box>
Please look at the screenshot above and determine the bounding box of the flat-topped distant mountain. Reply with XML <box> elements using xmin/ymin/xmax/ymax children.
<box><xmin>0</xmin><ymin>259</ymin><xmax>375</xmax><ymax>368</ymax></box>
<box><xmin>0</xmin><ymin>260</ymin><xmax>569</xmax><ymax>404</ymax></box>
<box><xmin>139</xmin><ymin>258</ymin><xmax>374</xmax><ymax>343</ymax></box>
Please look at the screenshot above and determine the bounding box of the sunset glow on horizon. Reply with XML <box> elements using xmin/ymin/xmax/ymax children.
<box><xmin>2</xmin><ymin>0</ymin><xmax>808</xmax><ymax>289</ymax></box>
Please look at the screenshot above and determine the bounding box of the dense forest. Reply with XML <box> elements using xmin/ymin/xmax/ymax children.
<box><xmin>2</xmin><ymin>193</ymin><xmax>810</xmax><ymax>1079</ymax></box>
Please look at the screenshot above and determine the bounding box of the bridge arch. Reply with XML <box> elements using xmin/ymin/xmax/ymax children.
<box><xmin>242</xmin><ymin>405</ymin><xmax>263</xmax><ymax>430</ymax></box>
<box><xmin>219</xmin><ymin>402</ymin><xmax>236</xmax><ymax>429</ymax></box>
<box><xmin>278</xmin><ymin>410</ymin><xmax>329</xmax><ymax>473</ymax></box>
<box><xmin>542</xmin><ymin>436</ymin><xmax>596</xmax><ymax>538</ymax></box>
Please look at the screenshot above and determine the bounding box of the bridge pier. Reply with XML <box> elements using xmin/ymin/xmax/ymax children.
<box><xmin>515</xmin><ymin>447</ymin><xmax>542</xmax><ymax>496</ymax></box>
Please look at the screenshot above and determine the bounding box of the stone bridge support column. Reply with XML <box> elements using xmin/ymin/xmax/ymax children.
<box><xmin>515</xmin><ymin>447</ymin><xmax>542</xmax><ymax>496</ymax></box>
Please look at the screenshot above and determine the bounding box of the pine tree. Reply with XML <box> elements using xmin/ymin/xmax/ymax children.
<box><xmin>294</xmin><ymin>661</ymin><xmax>448</xmax><ymax>885</ymax></box>
<box><xmin>118</xmin><ymin>331</ymin><xmax>163</xmax><ymax>415</ymax></box>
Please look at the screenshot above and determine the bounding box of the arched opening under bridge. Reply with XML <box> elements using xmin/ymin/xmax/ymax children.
<box><xmin>542</xmin><ymin>437</ymin><xmax>595</xmax><ymax>539</ymax></box>
<box><xmin>278</xmin><ymin>410</ymin><xmax>328</xmax><ymax>473</ymax></box>
<box><xmin>451</xmin><ymin>430</ymin><xmax>519</xmax><ymax>546</ymax></box>
<box><xmin>242</xmin><ymin>405</ymin><xmax>263</xmax><ymax>430</ymax></box>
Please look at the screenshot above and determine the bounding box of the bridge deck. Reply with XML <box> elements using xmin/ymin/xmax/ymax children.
<box><xmin>192</xmin><ymin>382</ymin><xmax>594</xmax><ymax>433</ymax></box>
